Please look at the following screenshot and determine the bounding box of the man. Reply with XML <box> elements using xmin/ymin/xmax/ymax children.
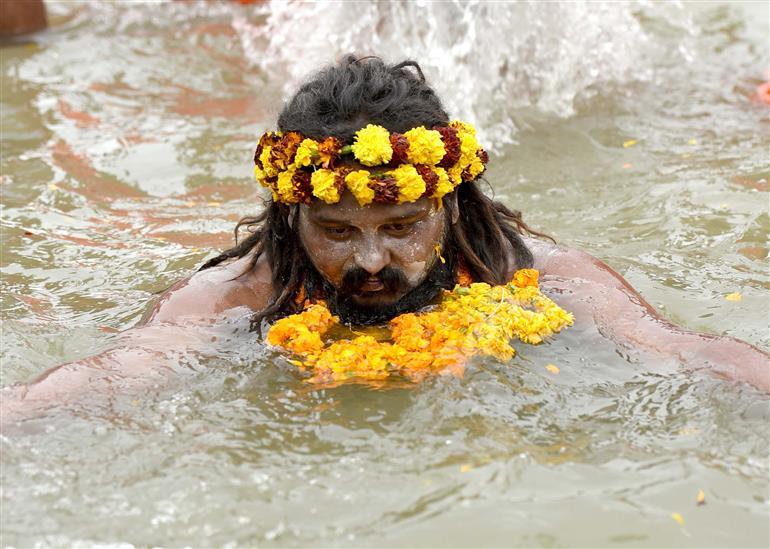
<box><xmin>3</xmin><ymin>56</ymin><xmax>768</xmax><ymax>414</ymax></box>
<box><xmin>142</xmin><ymin>56</ymin><xmax>766</xmax><ymax>388</ymax></box>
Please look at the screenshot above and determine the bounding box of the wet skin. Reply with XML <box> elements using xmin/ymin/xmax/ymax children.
<box><xmin>100</xmin><ymin>196</ymin><xmax>770</xmax><ymax>395</ymax></box>
<box><xmin>297</xmin><ymin>192</ymin><xmax>446</xmax><ymax>308</ymax></box>
<box><xmin>2</xmin><ymin>192</ymin><xmax>769</xmax><ymax>424</ymax></box>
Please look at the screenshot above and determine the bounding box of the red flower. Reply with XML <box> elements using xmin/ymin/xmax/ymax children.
<box><xmin>434</xmin><ymin>126</ymin><xmax>461</xmax><ymax>168</ymax></box>
<box><xmin>334</xmin><ymin>166</ymin><xmax>350</xmax><ymax>195</ymax></box>
<box><xmin>415</xmin><ymin>164</ymin><xmax>438</xmax><ymax>197</ymax></box>
<box><xmin>370</xmin><ymin>176</ymin><xmax>399</xmax><ymax>203</ymax></box>
<box><xmin>292</xmin><ymin>170</ymin><xmax>313</xmax><ymax>204</ymax></box>
<box><xmin>389</xmin><ymin>133</ymin><xmax>410</xmax><ymax>165</ymax></box>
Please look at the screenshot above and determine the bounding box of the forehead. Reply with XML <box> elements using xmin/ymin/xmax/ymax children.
<box><xmin>304</xmin><ymin>191</ymin><xmax>436</xmax><ymax>224</ymax></box>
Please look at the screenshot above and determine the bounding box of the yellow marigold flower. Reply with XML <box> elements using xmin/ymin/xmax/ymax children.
<box><xmin>311</xmin><ymin>169</ymin><xmax>340</xmax><ymax>204</ymax></box>
<box><xmin>351</xmin><ymin>124</ymin><xmax>393</xmax><ymax>166</ymax></box>
<box><xmin>294</xmin><ymin>138</ymin><xmax>318</xmax><ymax>168</ymax></box>
<box><xmin>344</xmin><ymin>170</ymin><xmax>375</xmax><ymax>206</ymax></box>
<box><xmin>447</xmin><ymin>165</ymin><xmax>463</xmax><ymax>185</ymax></box>
<box><xmin>276</xmin><ymin>167</ymin><xmax>299</xmax><ymax>204</ymax></box>
<box><xmin>404</xmin><ymin>127</ymin><xmax>445</xmax><ymax>166</ymax></box>
<box><xmin>266</xmin><ymin>269</ymin><xmax>573</xmax><ymax>385</ymax></box>
<box><xmin>431</xmin><ymin>167</ymin><xmax>454</xmax><ymax>198</ymax></box>
<box><xmin>458</xmin><ymin>130</ymin><xmax>481</xmax><ymax>168</ymax></box>
<box><xmin>388</xmin><ymin>164</ymin><xmax>426</xmax><ymax>204</ymax></box>
<box><xmin>260</xmin><ymin>145</ymin><xmax>278</xmax><ymax>178</ymax></box>
<box><xmin>254</xmin><ymin>164</ymin><xmax>267</xmax><ymax>186</ymax></box>
<box><xmin>449</xmin><ymin>120</ymin><xmax>477</xmax><ymax>136</ymax></box>
<box><xmin>468</xmin><ymin>156</ymin><xmax>485</xmax><ymax>179</ymax></box>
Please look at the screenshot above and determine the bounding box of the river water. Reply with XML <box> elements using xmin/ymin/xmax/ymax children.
<box><xmin>1</xmin><ymin>1</ymin><xmax>768</xmax><ymax>547</ymax></box>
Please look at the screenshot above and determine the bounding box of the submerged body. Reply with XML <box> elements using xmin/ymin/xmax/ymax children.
<box><xmin>2</xmin><ymin>55</ymin><xmax>768</xmax><ymax>426</ymax></box>
<box><xmin>4</xmin><ymin>218</ymin><xmax>765</xmax><ymax>422</ymax></box>
<box><xmin>141</xmin><ymin>229</ymin><xmax>768</xmax><ymax>389</ymax></box>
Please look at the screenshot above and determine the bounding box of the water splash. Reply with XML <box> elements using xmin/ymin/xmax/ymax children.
<box><xmin>233</xmin><ymin>0</ymin><xmax>696</xmax><ymax>147</ymax></box>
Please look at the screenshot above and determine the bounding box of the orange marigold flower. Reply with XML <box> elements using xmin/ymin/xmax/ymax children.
<box><xmin>266</xmin><ymin>269</ymin><xmax>572</xmax><ymax>386</ymax></box>
<box><xmin>456</xmin><ymin>258</ymin><xmax>474</xmax><ymax>287</ymax></box>
<box><xmin>317</xmin><ymin>136</ymin><xmax>342</xmax><ymax>169</ymax></box>
<box><xmin>270</xmin><ymin>131</ymin><xmax>303</xmax><ymax>170</ymax></box>
<box><xmin>512</xmin><ymin>268</ymin><xmax>539</xmax><ymax>288</ymax></box>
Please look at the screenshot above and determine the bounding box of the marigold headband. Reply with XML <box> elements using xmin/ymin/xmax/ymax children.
<box><xmin>253</xmin><ymin>121</ymin><xmax>489</xmax><ymax>206</ymax></box>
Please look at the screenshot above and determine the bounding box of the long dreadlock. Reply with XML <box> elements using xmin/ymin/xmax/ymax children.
<box><xmin>200</xmin><ymin>55</ymin><xmax>552</xmax><ymax>327</ymax></box>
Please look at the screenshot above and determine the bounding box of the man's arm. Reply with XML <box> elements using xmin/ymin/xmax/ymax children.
<box><xmin>2</xmin><ymin>255</ymin><xmax>274</xmax><ymax>427</ymax></box>
<box><xmin>527</xmin><ymin>238</ymin><xmax>769</xmax><ymax>392</ymax></box>
<box><xmin>140</xmin><ymin>253</ymin><xmax>272</xmax><ymax>325</ymax></box>
<box><xmin>2</xmin><ymin>329</ymin><xmax>195</xmax><ymax>424</ymax></box>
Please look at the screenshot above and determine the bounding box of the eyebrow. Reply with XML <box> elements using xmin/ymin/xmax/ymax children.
<box><xmin>310</xmin><ymin>207</ymin><xmax>427</xmax><ymax>224</ymax></box>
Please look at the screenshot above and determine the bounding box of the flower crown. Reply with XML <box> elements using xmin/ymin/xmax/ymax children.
<box><xmin>253</xmin><ymin>121</ymin><xmax>488</xmax><ymax>206</ymax></box>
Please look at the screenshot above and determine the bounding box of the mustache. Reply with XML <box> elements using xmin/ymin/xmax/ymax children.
<box><xmin>339</xmin><ymin>265</ymin><xmax>409</xmax><ymax>295</ymax></box>
<box><xmin>322</xmin><ymin>260</ymin><xmax>456</xmax><ymax>326</ymax></box>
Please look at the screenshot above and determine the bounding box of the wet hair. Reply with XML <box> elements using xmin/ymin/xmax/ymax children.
<box><xmin>200</xmin><ymin>55</ymin><xmax>548</xmax><ymax>328</ymax></box>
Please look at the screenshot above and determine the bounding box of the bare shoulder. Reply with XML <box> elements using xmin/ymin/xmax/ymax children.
<box><xmin>519</xmin><ymin>235</ymin><xmax>654</xmax><ymax>309</ymax></box>
<box><xmin>141</xmin><ymin>252</ymin><xmax>274</xmax><ymax>325</ymax></box>
<box><xmin>517</xmin><ymin>235</ymin><xmax>769</xmax><ymax>391</ymax></box>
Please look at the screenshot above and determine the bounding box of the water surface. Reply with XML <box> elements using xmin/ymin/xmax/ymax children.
<box><xmin>1</xmin><ymin>1</ymin><xmax>768</xmax><ymax>546</ymax></box>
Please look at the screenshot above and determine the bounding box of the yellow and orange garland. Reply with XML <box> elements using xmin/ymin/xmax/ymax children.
<box><xmin>267</xmin><ymin>269</ymin><xmax>574</xmax><ymax>384</ymax></box>
<box><xmin>254</xmin><ymin>121</ymin><xmax>488</xmax><ymax>206</ymax></box>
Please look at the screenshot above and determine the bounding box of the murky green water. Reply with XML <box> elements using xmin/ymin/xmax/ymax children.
<box><xmin>1</xmin><ymin>1</ymin><xmax>768</xmax><ymax>547</ymax></box>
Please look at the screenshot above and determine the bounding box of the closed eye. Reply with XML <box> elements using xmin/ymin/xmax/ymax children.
<box><xmin>383</xmin><ymin>222</ymin><xmax>415</xmax><ymax>236</ymax></box>
<box><xmin>324</xmin><ymin>226</ymin><xmax>354</xmax><ymax>239</ymax></box>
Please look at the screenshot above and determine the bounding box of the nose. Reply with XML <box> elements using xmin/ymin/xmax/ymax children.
<box><xmin>353</xmin><ymin>235</ymin><xmax>391</xmax><ymax>275</ymax></box>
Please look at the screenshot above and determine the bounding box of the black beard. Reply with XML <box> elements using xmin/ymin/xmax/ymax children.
<box><xmin>303</xmin><ymin>249</ymin><xmax>458</xmax><ymax>327</ymax></box>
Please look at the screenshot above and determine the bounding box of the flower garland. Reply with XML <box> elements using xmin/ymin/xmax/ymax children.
<box><xmin>253</xmin><ymin>121</ymin><xmax>489</xmax><ymax>206</ymax></box>
<box><xmin>266</xmin><ymin>269</ymin><xmax>574</xmax><ymax>385</ymax></box>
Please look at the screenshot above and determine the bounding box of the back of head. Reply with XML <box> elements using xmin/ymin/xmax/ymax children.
<box><xmin>277</xmin><ymin>55</ymin><xmax>450</xmax><ymax>142</ymax></box>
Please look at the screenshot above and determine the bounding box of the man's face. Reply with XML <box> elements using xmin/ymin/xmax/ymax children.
<box><xmin>297</xmin><ymin>190</ymin><xmax>448</xmax><ymax>322</ymax></box>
